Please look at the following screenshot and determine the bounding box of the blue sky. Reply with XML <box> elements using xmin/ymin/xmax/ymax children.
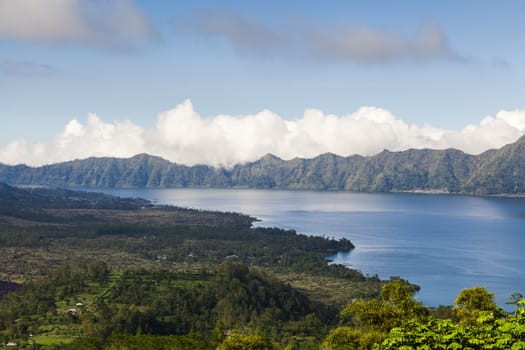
<box><xmin>1</xmin><ymin>0</ymin><xmax>525</xmax><ymax>166</ymax></box>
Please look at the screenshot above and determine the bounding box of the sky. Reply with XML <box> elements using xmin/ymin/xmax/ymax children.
<box><xmin>1</xmin><ymin>0</ymin><xmax>525</xmax><ymax>167</ymax></box>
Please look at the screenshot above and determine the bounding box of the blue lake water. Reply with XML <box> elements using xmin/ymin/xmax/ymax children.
<box><xmin>95</xmin><ymin>188</ymin><xmax>525</xmax><ymax>309</ymax></box>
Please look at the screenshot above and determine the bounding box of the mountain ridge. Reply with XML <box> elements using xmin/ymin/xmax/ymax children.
<box><xmin>1</xmin><ymin>136</ymin><xmax>525</xmax><ymax>195</ymax></box>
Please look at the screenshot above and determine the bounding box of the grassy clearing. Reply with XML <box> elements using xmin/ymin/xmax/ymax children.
<box><xmin>31</xmin><ymin>334</ymin><xmax>77</xmax><ymax>346</ymax></box>
<box><xmin>266</xmin><ymin>269</ymin><xmax>382</xmax><ymax>307</ymax></box>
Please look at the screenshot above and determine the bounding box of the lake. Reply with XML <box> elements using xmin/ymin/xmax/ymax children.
<box><xmin>96</xmin><ymin>188</ymin><xmax>525</xmax><ymax>309</ymax></box>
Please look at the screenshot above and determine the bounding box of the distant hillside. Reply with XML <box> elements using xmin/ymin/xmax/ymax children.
<box><xmin>0</xmin><ymin>182</ymin><xmax>150</xmax><ymax>210</ymax></box>
<box><xmin>1</xmin><ymin>135</ymin><xmax>525</xmax><ymax>195</ymax></box>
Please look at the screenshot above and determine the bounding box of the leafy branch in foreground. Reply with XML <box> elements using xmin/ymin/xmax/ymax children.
<box><xmin>323</xmin><ymin>285</ymin><xmax>525</xmax><ymax>350</ymax></box>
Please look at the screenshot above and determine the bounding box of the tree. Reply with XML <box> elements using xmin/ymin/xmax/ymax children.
<box><xmin>453</xmin><ymin>286</ymin><xmax>503</xmax><ymax>325</ymax></box>
<box><xmin>321</xmin><ymin>326</ymin><xmax>384</xmax><ymax>350</ymax></box>
<box><xmin>323</xmin><ymin>279</ymin><xmax>429</xmax><ymax>349</ymax></box>
<box><xmin>216</xmin><ymin>332</ymin><xmax>273</xmax><ymax>350</ymax></box>
<box><xmin>340</xmin><ymin>278</ymin><xmax>429</xmax><ymax>333</ymax></box>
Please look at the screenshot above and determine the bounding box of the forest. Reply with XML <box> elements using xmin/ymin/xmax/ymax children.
<box><xmin>1</xmin><ymin>184</ymin><xmax>524</xmax><ymax>349</ymax></box>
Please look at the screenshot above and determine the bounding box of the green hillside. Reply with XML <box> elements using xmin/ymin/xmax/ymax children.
<box><xmin>0</xmin><ymin>185</ymin><xmax>382</xmax><ymax>348</ymax></box>
<box><xmin>2</xmin><ymin>136</ymin><xmax>525</xmax><ymax>195</ymax></box>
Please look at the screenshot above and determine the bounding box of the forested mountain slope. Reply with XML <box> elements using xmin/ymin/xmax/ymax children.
<box><xmin>1</xmin><ymin>135</ymin><xmax>525</xmax><ymax>195</ymax></box>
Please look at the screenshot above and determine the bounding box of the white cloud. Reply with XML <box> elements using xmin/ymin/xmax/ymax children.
<box><xmin>0</xmin><ymin>115</ymin><xmax>145</xmax><ymax>166</ymax></box>
<box><xmin>0</xmin><ymin>0</ymin><xmax>157</xmax><ymax>50</ymax></box>
<box><xmin>1</xmin><ymin>100</ymin><xmax>525</xmax><ymax>167</ymax></box>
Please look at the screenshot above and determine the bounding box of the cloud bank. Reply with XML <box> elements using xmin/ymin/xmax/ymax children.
<box><xmin>177</xmin><ymin>11</ymin><xmax>463</xmax><ymax>63</ymax></box>
<box><xmin>1</xmin><ymin>100</ymin><xmax>525</xmax><ymax>167</ymax></box>
<box><xmin>0</xmin><ymin>0</ymin><xmax>157</xmax><ymax>51</ymax></box>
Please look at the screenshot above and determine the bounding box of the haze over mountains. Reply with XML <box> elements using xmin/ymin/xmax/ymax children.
<box><xmin>1</xmin><ymin>135</ymin><xmax>524</xmax><ymax>196</ymax></box>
